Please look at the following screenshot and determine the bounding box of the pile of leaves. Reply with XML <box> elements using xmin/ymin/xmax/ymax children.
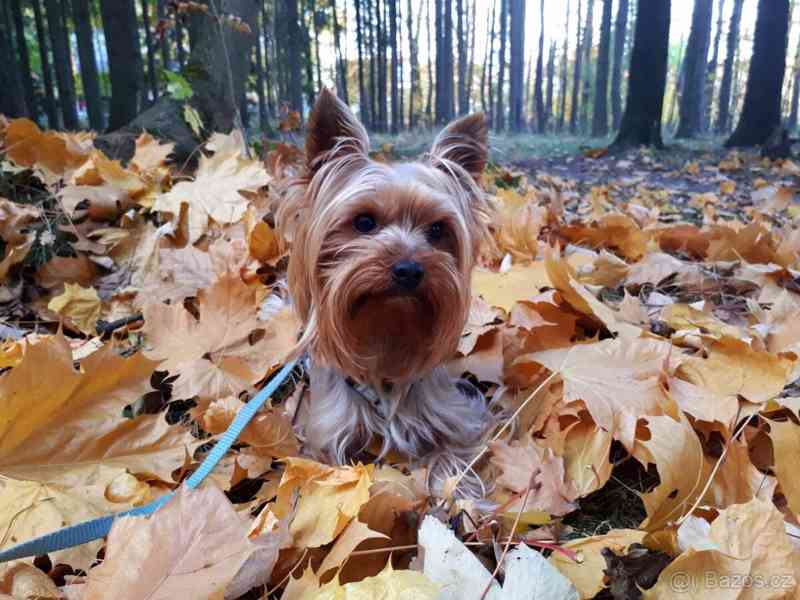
<box><xmin>0</xmin><ymin>116</ymin><xmax>799</xmax><ymax>599</ymax></box>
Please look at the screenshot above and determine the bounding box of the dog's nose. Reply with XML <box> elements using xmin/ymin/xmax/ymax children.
<box><xmin>392</xmin><ymin>260</ymin><xmax>424</xmax><ymax>290</ymax></box>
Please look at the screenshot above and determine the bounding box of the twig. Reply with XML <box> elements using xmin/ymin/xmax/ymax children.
<box><xmin>95</xmin><ymin>314</ymin><xmax>144</xmax><ymax>336</ymax></box>
<box><xmin>479</xmin><ymin>477</ymin><xmax>534</xmax><ymax>600</ymax></box>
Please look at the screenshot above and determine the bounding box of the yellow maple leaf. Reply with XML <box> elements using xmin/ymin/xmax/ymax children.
<box><xmin>272</xmin><ymin>457</ymin><xmax>374</xmax><ymax>548</ymax></box>
<box><xmin>152</xmin><ymin>132</ymin><xmax>271</xmax><ymax>244</ymax></box>
<box><xmin>313</xmin><ymin>562</ymin><xmax>438</xmax><ymax>600</ymax></box>
<box><xmin>47</xmin><ymin>282</ymin><xmax>102</xmax><ymax>335</ymax></box>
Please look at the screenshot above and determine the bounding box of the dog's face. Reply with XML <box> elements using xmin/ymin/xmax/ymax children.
<box><xmin>282</xmin><ymin>90</ymin><xmax>492</xmax><ymax>384</ymax></box>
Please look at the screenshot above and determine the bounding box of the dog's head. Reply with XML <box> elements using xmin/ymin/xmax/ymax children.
<box><xmin>279</xmin><ymin>89</ymin><xmax>492</xmax><ymax>383</ymax></box>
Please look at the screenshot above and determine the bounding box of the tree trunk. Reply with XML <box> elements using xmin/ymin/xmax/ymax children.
<box><xmin>611</xmin><ymin>0</ymin><xmax>671</xmax><ymax>149</ymax></box>
<box><xmin>726</xmin><ymin>0</ymin><xmax>790</xmax><ymax>146</ymax></box>
<box><xmin>788</xmin><ymin>24</ymin><xmax>800</xmax><ymax>132</ymax></box>
<box><xmin>355</xmin><ymin>0</ymin><xmax>370</xmax><ymax>125</ymax></box>
<box><xmin>610</xmin><ymin>0</ymin><xmax>629</xmax><ymax>130</ymax></box>
<box><xmin>390</xmin><ymin>0</ymin><xmax>399</xmax><ymax>131</ymax></box>
<box><xmin>31</xmin><ymin>0</ymin><xmax>59</xmax><ymax>127</ymax></box>
<box><xmin>425</xmin><ymin>0</ymin><xmax>433</xmax><ymax>123</ymax></box>
<box><xmin>435</xmin><ymin>0</ymin><xmax>455</xmax><ymax>124</ymax></box>
<box><xmin>254</xmin><ymin>7</ymin><xmax>268</xmax><ymax>131</ymax></box>
<box><xmin>676</xmin><ymin>0</ymin><xmax>713</xmax><ymax>138</ymax></box>
<box><xmin>72</xmin><ymin>0</ymin><xmax>104</xmax><ymax>130</ymax></box>
<box><xmin>0</xmin><ymin>1</ymin><xmax>26</xmax><ymax>118</ymax></box>
<box><xmin>592</xmin><ymin>0</ymin><xmax>612</xmax><ymax>136</ymax></box>
<box><xmin>509</xmin><ymin>0</ymin><xmax>526</xmax><ymax>131</ymax></box>
<box><xmin>716</xmin><ymin>0</ymin><xmax>743</xmax><ymax>133</ymax></box>
<box><xmin>140</xmin><ymin>0</ymin><xmax>159</xmax><ymax>104</ymax></box>
<box><xmin>332</xmin><ymin>0</ymin><xmax>349</xmax><ymax>103</ymax></box>
<box><xmin>157</xmin><ymin>0</ymin><xmax>171</xmax><ymax>70</ymax></box>
<box><xmin>494</xmin><ymin>0</ymin><xmax>508</xmax><ymax>130</ymax></box>
<box><xmin>579</xmin><ymin>0</ymin><xmax>595</xmax><ymax>133</ymax></box>
<box><xmin>545</xmin><ymin>41</ymin><xmax>555</xmax><ymax>133</ymax></box>
<box><xmin>465</xmin><ymin>0</ymin><xmax>477</xmax><ymax>114</ymax></box>
<box><xmin>407</xmin><ymin>0</ymin><xmax>420</xmax><ymax>127</ymax></box>
<box><xmin>703</xmin><ymin>0</ymin><xmax>725</xmax><ymax>132</ymax></box>
<box><xmin>557</xmin><ymin>0</ymin><xmax>571</xmax><ymax>132</ymax></box>
<box><xmin>668</xmin><ymin>36</ymin><xmax>686</xmax><ymax>130</ymax></box>
<box><xmin>482</xmin><ymin>0</ymin><xmax>496</xmax><ymax>121</ymax></box>
<box><xmin>10</xmin><ymin>0</ymin><xmax>36</xmax><ymax>120</ymax></box>
<box><xmin>457</xmin><ymin>0</ymin><xmax>467</xmax><ymax>115</ymax></box>
<box><xmin>530</xmin><ymin>0</ymin><xmax>544</xmax><ymax>132</ymax></box>
<box><xmin>283</xmin><ymin>0</ymin><xmax>303</xmax><ymax>113</ymax></box>
<box><xmin>99</xmin><ymin>0</ymin><xmax>144</xmax><ymax>130</ymax></box>
<box><xmin>569</xmin><ymin>0</ymin><xmax>583</xmax><ymax>134</ymax></box>
<box><xmin>45</xmin><ymin>0</ymin><xmax>79</xmax><ymax>129</ymax></box>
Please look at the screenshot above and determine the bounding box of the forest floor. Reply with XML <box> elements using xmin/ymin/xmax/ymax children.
<box><xmin>2</xmin><ymin>121</ymin><xmax>800</xmax><ymax>599</ymax></box>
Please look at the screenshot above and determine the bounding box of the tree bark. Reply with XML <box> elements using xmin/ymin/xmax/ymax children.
<box><xmin>703</xmin><ymin>0</ymin><xmax>725</xmax><ymax>132</ymax></box>
<box><xmin>355</xmin><ymin>0</ymin><xmax>370</xmax><ymax>125</ymax></box>
<box><xmin>726</xmin><ymin>0</ymin><xmax>790</xmax><ymax>147</ymax></box>
<box><xmin>716</xmin><ymin>0</ymin><xmax>743</xmax><ymax>133</ymax></box>
<box><xmin>0</xmin><ymin>1</ymin><xmax>26</xmax><ymax>118</ymax></box>
<box><xmin>579</xmin><ymin>0</ymin><xmax>595</xmax><ymax>133</ymax></box>
<box><xmin>156</xmin><ymin>0</ymin><xmax>171</xmax><ymax>70</ymax></box>
<box><xmin>676</xmin><ymin>0</ymin><xmax>713</xmax><ymax>138</ymax></box>
<box><xmin>425</xmin><ymin>0</ymin><xmax>433</xmax><ymax>123</ymax></box>
<box><xmin>569</xmin><ymin>0</ymin><xmax>583</xmax><ymax>134</ymax></box>
<box><xmin>788</xmin><ymin>22</ymin><xmax>800</xmax><ymax>132</ymax></box>
<box><xmin>545</xmin><ymin>41</ymin><xmax>555</xmax><ymax>133</ymax></box>
<box><xmin>457</xmin><ymin>0</ymin><xmax>467</xmax><ymax>115</ymax></box>
<box><xmin>31</xmin><ymin>0</ymin><xmax>59</xmax><ymax>127</ymax></box>
<box><xmin>390</xmin><ymin>0</ymin><xmax>399</xmax><ymax>131</ymax></box>
<box><xmin>435</xmin><ymin>0</ymin><xmax>455</xmax><ymax>124</ymax></box>
<box><xmin>465</xmin><ymin>0</ymin><xmax>477</xmax><ymax>114</ymax></box>
<box><xmin>99</xmin><ymin>0</ymin><xmax>144</xmax><ymax>130</ymax></box>
<box><xmin>10</xmin><ymin>0</ymin><xmax>36</xmax><ymax>120</ymax></box>
<box><xmin>592</xmin><ymin>0</ymin><xmax>612</xmax><ymax>136</ymax></box>
<box><xmin>509</xmin><ymin>0</ymin><xmax>526</xmax><ymax>131</ymax></box>
<box><xmin>254</xmin><ymin>7</ymin><xmax>268</xmax><ymax>131</ymax></box>
<box><xmin>494</xmin><ymin>0</ymin><xmax>508</xmax><ymax>130</ymax></box>
<box><xmin>557</xmin><ymin>0</ymin><xmax>571</xmax><ymax>132</ymax></box>
<box><xmin>45</xmin><ymin>0</ymin><xmax>79</xmax><ymax>129</ymax></box>
<box><xmin>482</xmin><ymin>0</ymin><xmax>496</xmax><ymax>121</ymax></box>
<box><xmin>140</xmin><ymin>0</ymin><xmax>159</xmax><ymax>104</ymax></box>
<box><xmin>71</xmin><ymin>0</ymin><xmax>104</xmax><ymax>130</ymax></box>
<box><xmin>668</xmin><ymin>36</ymin><xmax>686</xmax><ymax>130</ymax></box>
<box><xmin>610</xmin><ymin>0</ymin><xmax>629</xmax><ymax>130</ymax></box>
<box><xmin>283</xmin><ymin>0</ymin><xmax>304</xmax><ymax>113</ymax></box>
<box><xmin>332</xmin><ymin>0</ymin><xmax>349</xmax><ymax>103</ymax></box>
<box><xmin>406</xmin><ymin>0</ymin><xmax>420</xmax><ymax>127</ymax></box>
<box><xmin>611</xmin><ymin>0</ymin><xmax>671</xmax><ymax>149</ymax></box>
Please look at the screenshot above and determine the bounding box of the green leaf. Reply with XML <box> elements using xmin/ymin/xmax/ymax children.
<box><xmin>164</xmin><ymin>71</ymin><xmax>194</xmax><ymax>101</ymax></box>
<box><xmin>183</xmin><ymin>105</ymin><xmax>204</xmax><ymax>138</ymax></box>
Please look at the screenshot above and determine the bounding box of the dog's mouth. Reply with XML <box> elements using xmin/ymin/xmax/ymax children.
<box><xmin>349</xmin><ymin>288</ymin><xmax>426</xmax><ymax>320</ymax></box>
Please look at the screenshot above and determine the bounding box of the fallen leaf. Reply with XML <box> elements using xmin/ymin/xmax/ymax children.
<box><xmin>47</xmin><ymin>283</ymin><xmax>102</xmax><ymax>335</ymax></box>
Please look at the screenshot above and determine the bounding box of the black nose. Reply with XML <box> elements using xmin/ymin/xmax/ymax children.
<box><xmin>392</xmin><ymin>260</ymin><xmax>424</xmax><ymax>290</ymax></box>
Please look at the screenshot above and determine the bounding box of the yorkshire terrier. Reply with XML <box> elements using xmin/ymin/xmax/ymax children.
<box><xmin>277</xmin><ymin>89</ymin><xmax>496</xmax><ymax>497</ymax></box>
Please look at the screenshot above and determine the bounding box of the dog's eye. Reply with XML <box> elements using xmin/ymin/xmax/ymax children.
<box><xmin>353</xmin><ymin>213</ymin><xmax>377</xmax><ymax>234</ymax></box>
<box><xmin>428</xmin><ymin>221</ymin><xmax>447</xmax><ymax>241</ymax></box>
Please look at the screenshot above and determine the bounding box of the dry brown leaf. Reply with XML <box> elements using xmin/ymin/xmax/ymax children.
<box><xmin>272</xmin><ymin>458</ymin><xmax>374</xmax><ymax>548</ymax></box>
<box><xmin>525</xmin><ymin>337</ymin><xmax>679</xmax><ymax>451</ymax></box>
<box><xmin>550</xmin><ymin>529</ymin><xmax>646</xmax><ymax>599</ymax></box>
<box><xmin>472</xmin><ymin>261</ymin><xmax>552</xmax><ymax>311</ymax></box>
<box><xmin>635</xmin><ymin>415</ymin><xmax>706</xmax><ymax>532</ymax></box>
<box><xmin>559</xmin><ymin>213</ymin><xmax>648</xmax><ymax>261</ymax></box>
<box><xmin>142</xmin><ymin>273</ymin><xmax>298</xmax><ymax>402</ymax></box>
<box><xmin>35</xmin><ymin>254</ymin><xmax>98</xmax><ymax>291</ymax></box>
<box><xmin>490</xmin><ymin>437</ymin><xmax>579</xmax><ymax>516</ymax></box>
<box><xmin>77</xmin><ymin>486</ymin><xmax>289</xmax><ymax>600</ymax></box>
<box><xmin>767</xmin><ymin>419</ymin><xmax>800</xmax><ymax>519</ymax></box>
<box><xmin>645</xmin><ymin>498</ymin><xmax>797</xmax><ymax>598</ymax></box>
<box><xmin>313</xmin><ymin>563</ymin><xmax>438</xmax><ymax>600</ymax></box>
<box><xmin>0</xmin><ymin>198</ymin><xmax>41</xmax><ymax>246</ymax></box>
<box><xmin>676</xmin><ymin>336</ymin><xmax>795</xmax><ymax>403</ymax></box>
<box><xmin>47</xmin><ymin>283</ymin><xmax>102</xmax><ymax>335</ymax></box>
<box><xmin>152</xmin><ymin>134</ymin><xmax>271</xmax><ymax>244</ymax></box>
<box><xmin>562</xmin><ymin>418</ymin><xmax>613</xmax><ymax>497</ymax></box>
<box><xmin>4</xmin><ymin>118</ymin><xmax>90</xmax><ymax>179</ymax></box>
<box><xmin>318</xmin><ymin>518</ymin><xmax>389</xmax><ymax>578</ymax></box>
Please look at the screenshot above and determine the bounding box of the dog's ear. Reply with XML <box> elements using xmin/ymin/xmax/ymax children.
<box><xmin>429</xmin><ymin>113</ymin><xmax>488</xmax><ymax>180</ymax></box>
<box><xmin>306</xmin><ymin>89</ymin><xmax>370</xmax><ymax>174</ymax></box>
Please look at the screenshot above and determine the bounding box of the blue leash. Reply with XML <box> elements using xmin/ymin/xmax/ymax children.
<box><xmin>0</xmin><ymin>359</ymin><xmax>297</xmax><ymax>563</ymax></box>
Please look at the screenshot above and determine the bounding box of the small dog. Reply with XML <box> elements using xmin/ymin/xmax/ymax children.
<box><xmin>278</xmin><ymin>89</ymin><xmax>496</xmax><ymax>497</ymax></box>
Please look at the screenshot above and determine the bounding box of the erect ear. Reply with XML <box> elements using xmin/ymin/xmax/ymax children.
<box><xmin>429</xmin><ymin>113</ymin><xmax>488</xmax><ymax>180</ymax></box>
<box><xmin>305</xmin><ymin>88</ymin><xmax>370</xmax><ymax>174</ymax></box>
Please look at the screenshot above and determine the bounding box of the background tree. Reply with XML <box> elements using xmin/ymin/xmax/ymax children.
<box><xmin>0</xmin><ymin>3</ymin><xmax>26</xmax><ymax>118</ymax></box>
<box><xmin>676</xmin><ymin>0</ymin><xmax>713</xmax><ymax>138</ymax></box>
<box><xmin>716</xmin><ymin>0</ymin><xmax>744</xmax><ymax>133</ymax></box>
<box><xmin>435</xmin><ymin>0</ymin><xmax>455</xmax><ymax>124</ymax></box>
<box><xmin>531</xmin><ymin>0</ymin><xmax>544</xmax><ymax>132</ymax></box>
<box><xmin>545</xmin><ymin>41</ymin><xmax>556</xmax><ymax>132</ymax></box>
<box><xmin>612</xmin><ymin>0</ymin><xmax>671</xmax><ymax>149</ymax></box>
<box><xmin>31</xmin><ymin>0</ymin><xmax>58</xmax><ymax>127</ymax></box>
<box><xmin>9</xmin><ymin>0</ymin><xmax>36</xmax><ymax>121</ymax></box>
<box><xmin>569</xmin><ymin>0</ymin><xmax>583</xmax><ymax>133</ymax></box>
<box><xmin>557</xmin><ymin>0</ymin><xmax>571</xmax><ymax>132</ymax></box>
<box><xmin>726</xmin><ymin>0</ymin><xmax>790</xmax><ymax>147</ymax></box>
<box><xmin>703</xmin><ymin>0</ymin><xmax>725</xmax><ymax>132</ymax></box>
<box><xmin>610</xmin><ymin>0</ymin><xmax>629</xmax><ymax>130</ymax></box>
<box><xmin>579</xmin><ymin>0</ymin><xmax>594</xmax><ymax>132</ymax></box>
<box><xmin>100</xmin><ymin>0</ymin><xmax>143</xmax><ymax>130</ymax></box>
<box><xmin>591</xmin><ymin>0</ymin><xmax>612</xmax><ymax>137</ymax></box>
<box><xmin>788</xmin><ymin>21</ymin><xmax>800</xmax><ymax>132</ymax></box>
<box><xmin>45</xmin><ymin>0</ymin><xmax>79</xmax><ymax>129</ymax></box>
<box><xmin>494</xmin><ymin>0</ymin><xmax>509</xmax><ymax>130</ymax></box>
<box><xmin>71</xmin><ymin>0</ymin><xmax>104</xmax><ymax>130</ymax></box>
